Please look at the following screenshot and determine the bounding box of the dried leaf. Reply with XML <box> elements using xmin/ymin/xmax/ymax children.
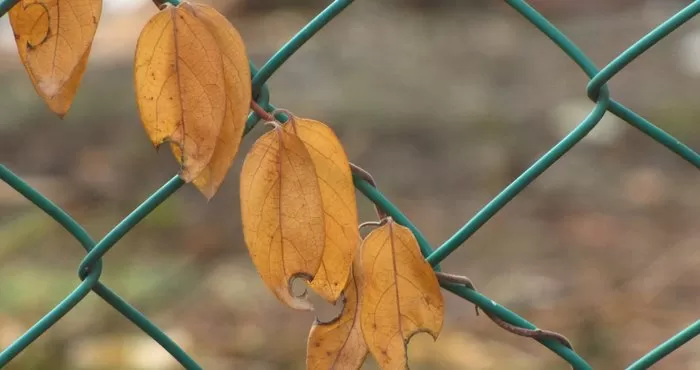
<box><xmin>134</xmin><ymin>3</ymin><xmax>227</xmax><ymax>181</ymax></box>
<box><xmin>360</xmin><ymin>219</ymin><xmax>444</xmax><ymax>369</ymax></box>
<box><xmin>9</xmin><ymin>0</ymin><xmax>101</xmax><ymax>117</ymax></box>
<box><xmin>170</xmin><ymin>2</ymin><xmax>251</xmax><ymax>199</ymax></box>
<box><xmin>240</xmin><ymin>127</ymin><xmax>325</xmax><ymax>310</ymax></box>
<box><xmin>284</xmin><ymin>117</ymin><xmax>360</xmax><ymax>302</ymax></box>
<box><xmin>307</xmin><ymin>250</ymin><xmax>368</xmax><ymax>370</ymax></box>
<box><xmin>22</xmin><ymin>45</ymin><xmax>90</xmax><ymax>117</ymax></box>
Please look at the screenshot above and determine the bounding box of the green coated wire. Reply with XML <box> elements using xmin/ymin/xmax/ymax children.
<box><xmin>626</xmin><ymin>320</ymin><xmax>700</xmax><ymax>370</ymax></box>
<box><xmin>91</xmin><ymin>283</ymin><xmax>203</xmax><ymax>369</ymax></box>
<box><xmin>429</xmin><ymin>0</ymin><xmax>700</xmax><ymax>263</ymax></box>
<box><xmin>587</xmin><ymin>1</ymin><xmax>700</xmax><ymax>101</ymax></box>
<box><xmin>0</xmin><ymin>166</ymin><xmax>96</xmax><ymax>256</ymax></box>
<box><xmin>0</xmin><ymin>275</ymin><xmax>99</xmax><ymax>366</ymax></box>
<box><xmin>427</xmin><ymin>0</ymin><xmax>611</xmax><ymax>266</ymax></box>
<box><xmin>1</xmin><ymin>0</ymin><xmax>354</xmax><ymax>366</ymax></box>
<box><xmin>352</xmin><ymin>173</ymin><xmax>591</xmax><ymax>368</ymax></box>
<box><xmin>0</xmin><ymin>165</ymin><xmax>200</xmax><ymax>368</ymax></box>
<box><xmin>0</xmin><ymin>0</ymin><xmax>17</xmax><ymax>18</ymax></box>
<box><xmin>427</xmin><ymin>97</ymin><xmax>609</xmax><ymax>266</ymax></box>
<box><xmin>0</xmin><ymin>0</ymin><xmax>698</xmax><ymax>368</ymax></box>
<box><xmin>250</xmin><ymin>0</ymin><xmax>355</xmax><ymax>95</ymax></box>
<box><xmin>78</xmin><ymin>175</ymin><xmax>184</xmax><ymax>275</ymax></box>
<box><xmin>608</xmin><ymin>101</ymin><xmax>700</xmax><ymax>168</ymax></box>
<box><xmin>352</xmin><ymin>174</ymin><xmax>440</xmax><ymax>272</ymax></box>
<box><xmin>245</xmin><ymin>0</ymin><xmax>354</xmax><ymax>133</ymax></box>
<box><xmin>509</xmin><ymin>0</ymin><xmax>700</xmax><ymax>169</ymax></box>
<box><xmin>0</xmin><ymin>165</ymin><xmax>101</xmax><ymax>366</ymax></box>
<box><xmin>443</xmin><ymin>283</ymin><xmax>593</xmax><ymax>370</ymax></box>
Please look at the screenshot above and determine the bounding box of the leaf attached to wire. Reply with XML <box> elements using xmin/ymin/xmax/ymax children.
<box><xmin>283</xmin><ymin>116</ymin><xmax>360</xmax><ymax>303</ymax></box>
<box><xmin>9</xmin><ymin>0</ymin><xmax>102</xmax><ymax>117</ymax></box>
<box><xmin>134</xmin><ymin>3</ymin><xmax>227</xmax><ymax>182</ymax></box>
<box><xmin>169</xmin><ymin>2</ymin><xmax>251</xmax><ymax>199</ymax></box>
<box><xmin>359</xmin><ymin>218</ymin><xmax>444</xmax><ymax>369</ymax></box>
<box><xmin>239</xmin><ymin>127</ymin><xmax>325</xmax><ymax>310</ymax></box>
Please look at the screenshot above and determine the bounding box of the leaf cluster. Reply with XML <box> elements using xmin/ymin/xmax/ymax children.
<box><xmin>7</xmin><ymin>1</ymin><xmax>445</xmax><ymax>368</ymax></box>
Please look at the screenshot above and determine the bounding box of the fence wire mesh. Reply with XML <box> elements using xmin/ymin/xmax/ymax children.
<box><xmin>1</xmin><ymin>0</ymin><xmax>700</xmax><ymax>369</ymax></box>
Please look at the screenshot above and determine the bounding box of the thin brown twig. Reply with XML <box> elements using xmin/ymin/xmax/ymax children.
<box><xmin>349</xmin><ymin>163</ymin><xmax>387</xmax><ymax>220</ymax></box>
<box><xmin>251</xmin><ymin>101</ymin><xmax>276</xmax><ymax>122</ymax></box>
<box><xmin>436</xmin><ymin>272</ymin><xmax>574</xmax><ymax>351</ymax></box>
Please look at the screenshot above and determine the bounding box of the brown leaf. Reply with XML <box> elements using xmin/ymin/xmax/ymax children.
<box><xmin>170</xmin><ymin>2</ymin><xmax>251</xmax><ymax>199</ymax></box>
<box><xmin>9</xmin><ymin>0</ymin><xmax>101</xmax><ymax>117</ymax></box>
<box><xmin>239</xmin><ymin>127</ymin><xmax>325</xmax><ymax>310</ymax></box>
<box><xmin>134</xmin><ymin>3</ymin><xmax>227</xmax><ymax>182</ymax></box>
<box><xmin>284</xmin><ymin>117</ymin><xmax>360</xmax><ymax>302</ymax></box>
<box><xmin>307</xmin><ymin>250</ymin><xmax>368</xmax><ymax>370</ymax></box>
<box><xmin>359</xmin><ymin>219</ymin><xmax>444</xmax><ymax>369</ymax></box>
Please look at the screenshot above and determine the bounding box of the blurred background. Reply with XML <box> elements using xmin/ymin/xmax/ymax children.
<box><xmin>1</xmin><ymin>0</ymin><xmax>700</xmax><ymax>369</ymax></box>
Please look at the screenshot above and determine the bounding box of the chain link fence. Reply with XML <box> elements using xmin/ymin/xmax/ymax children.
<box><xmin>1</xmin><ymin>0</ymin><xmax>699</xmax><ymax>369</ymax></box>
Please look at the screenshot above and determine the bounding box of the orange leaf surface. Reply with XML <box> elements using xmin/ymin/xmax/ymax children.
<box><xmin>170</xmin><ymin>2</ymin><xmax>251</xmax><ymax>199</ymax></box>
<box><xmin>239</xmin><ymin>127</ymin><xmax>325</xmax><ymax>310</ymax></box>
<box><xmin>284</xmin><ymin>117</ymin><xmax>360</xmax><ymax>302</ymax></box>
<box><xmin>359</xmin><ymin>219</ymin><xmax>444</xmax><ymax>369</ymax></box>
<box><xmin>134</xmin><ymin>3</ymin><xmax>226</xmax><ymax>182</ymax></box>
<box><xmin>307</xmin><ymin>251</ymin><xmax>368</xmax><ymax>370</ymax></box>
<box><xmin>9</xmin><ymin>0</ymin><xmax>101</xmax><ymax>117</ymax></box>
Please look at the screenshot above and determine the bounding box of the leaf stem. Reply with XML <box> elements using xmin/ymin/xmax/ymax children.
<box><xmin>349</xmin><ymin>163</ymin><xmax>387</xmax><ymax>220</ymax></box>
<box><xmin>436</xmin><ymin>272</ymin><xmax>574</xmax><ymax>352</ymax></box>
<box><xmin>251</xmin><ymin>101</ymin><xmax>275</xmax><ymax>122</ymax></box>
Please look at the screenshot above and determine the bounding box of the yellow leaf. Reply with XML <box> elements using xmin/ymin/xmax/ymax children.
<box><xmin>359</xmin><ymin>219</ymin><xmax>444</xmax><ymax>369</ymax></box>
<box><xmin>134</xmin><ymin>3</ymin><xmax>227</xmax><ymax>182</ymax></box>
<box><xmin>307</xmin><ymin>250</ymin><xmax>368</xmax><ymax>370</ymax></box>
<box><xmin>20</xmin><ymin>45</ymin><xmax>90</xmax><ymax>118</ymax></box>
<box><xmin>283</xmin><ymin>117</ymin><xmax>360</xmax><ymax>302</ymax></box>
<box><xmin>170</xmin><ymin>2</ymin><xmax>251</xmax><ymax>199</ymax></box>
<box><xmin>240</xmin><ymin>127</ymin><xmax>325</xmax><ymax>310</ymax></box>
<box><xmin>9</xmin><ymin>0</ymin><xmax>101</xmax><ymax>117</ymax></box>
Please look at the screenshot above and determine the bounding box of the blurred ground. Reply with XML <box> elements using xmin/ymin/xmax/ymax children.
<box><xmin>1</xmin><ymin>0</ymin><xmax>700</xmax><ymax>369</ymax></box>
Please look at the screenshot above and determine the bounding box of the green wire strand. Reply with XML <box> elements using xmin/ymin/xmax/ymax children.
<box><xmin>91</xmin><ymin>283</ymin><xmax>203</xmax><ymax>369</ymax></box>
<box><xmin>251</xmin><ymin>0</ymin><xmax>355</xmax><ymax>95</ymax></box>
<box><xmin>429</xmin><ymin>0</ymin><xmax>700</xmax><ymax>264</ymax></box>
<box><xmin>0</xmin><ymin>0</ymin><xmax>17</xmax><ymax>17</ymax></box>
<box><xmin>0</xmin><ymin>165</ymin><xmax>101</xmax><ymax>366</ymax></box>
<box><xmin>244</xmin><ymin>0</ymin><xmax>354</xmax><ymax>133</ymax></box>
<box><xmin>0</xmin><ymin>276</ymin><xmax>99</xmax><ymax>366</ymax></box>
<box><xmin>443</xmin><ymin>283</ymin><xmax>593</xmax><ymax>370</ymax></box>
<box><xmin>78</xmin><ymin>175</ymin><xmax>184</xmax><ymax>276</ymax></box>
<box><xmin>352</xmin><ymin>175</ymin><xmax>439</xmax><ymax>271</ymax></box>
<box><xmin>587</xmin><ymin>1</ymin><xmax>700</xmax><ymax>101</ymax></box>
<box><xmin>427</xmin><ymin>97</ymin><xmax>609</xmax><ymax>266</ymax></box>
<box><xmin>353</xmin><ymin>175</ymin><xmax>591</xmax><ymax>368</ymax></box>
<box><xmin>0</xmin><ymin>165</ymin><xmax>199</xmax><ymax>368</ymax></box>
<box><xmin>626</xmin><ymin>320</ymin><xmax>700</xmax><ymax>370</ymax></box>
